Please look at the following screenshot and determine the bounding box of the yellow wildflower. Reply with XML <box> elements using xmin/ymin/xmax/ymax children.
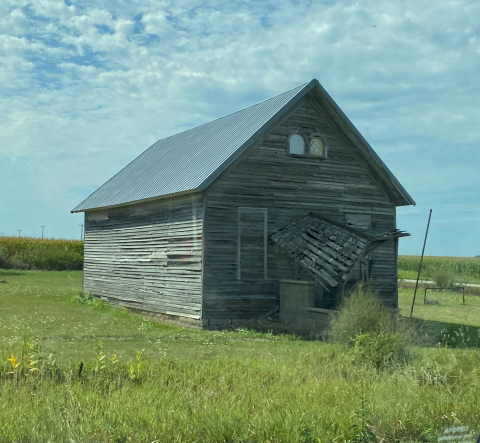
<box><xmin>8</xmin><ymin>354</ymin><xmax>21</xmax><ymax>369</ymax></box>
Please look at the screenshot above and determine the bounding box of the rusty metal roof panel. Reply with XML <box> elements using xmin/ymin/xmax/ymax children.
<box><xmin>72</xmin><ymin>81</ymin><xmax>313</xmax><ymax>212</ymax></box>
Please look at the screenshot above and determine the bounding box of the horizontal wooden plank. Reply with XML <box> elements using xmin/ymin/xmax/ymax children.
<box><xmin>84</xmin><ymin>196</ymin><xmax>205</xmax><ymax>319</ymax></box>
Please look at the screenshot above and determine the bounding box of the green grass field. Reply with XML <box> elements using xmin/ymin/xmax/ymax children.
<box><xmin>1</xmin><ymin>270</ymin><xmax>480</xmax><ymax>442</ymax></box>
<box><xmin>398</xmin><ymin>286</ymin><xmax>480</xmax><ymax>348</ymax></box>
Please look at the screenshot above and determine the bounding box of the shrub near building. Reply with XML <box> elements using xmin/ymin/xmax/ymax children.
<box><xmin>0</xmin><ymin>237</ymin><xmax>83</xmax><ymax>271</ymax></box>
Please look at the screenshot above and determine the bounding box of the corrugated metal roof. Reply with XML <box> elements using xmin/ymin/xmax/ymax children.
<box><xmin>72</xmin><ymin>78</ymin><xmax>415</xmax><ymax>212</ymax></box>
<box><xmin>72</xmin><ymin>81</ymin><xmax>313</xmax><ymax>212</ymax></box>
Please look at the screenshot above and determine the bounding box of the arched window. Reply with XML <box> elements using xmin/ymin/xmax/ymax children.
<box><xmin>288</xmin><ymin>133</ymin><xmax>306</xmax><ymax>155</ymax></box>
<box><xmin>309</xmin><ymin>136</ymin><xmax>326</xmax><ymax>157</ymax></box>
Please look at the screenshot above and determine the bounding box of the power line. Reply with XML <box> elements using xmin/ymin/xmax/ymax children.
<box><xmin>40</xmin><ymin>225</ymin><xmax>46</xmax><ymax>239</ymax></box>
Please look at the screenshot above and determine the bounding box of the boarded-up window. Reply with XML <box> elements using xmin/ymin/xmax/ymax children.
<box><xmin>237</xmin><ymin>208</ymin><xmax>267</xmax><ymax>280</ymax></box>
<box><xmin>346</xmin><ymin>213</ymin><xmax>372</xmax><ymax>230</ymax></box>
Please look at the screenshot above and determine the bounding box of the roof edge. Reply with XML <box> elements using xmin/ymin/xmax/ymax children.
<box><xmin>72</xmin><ymin>81</ymin><xmax>315</xmax><ymax>213</ymax></box>
<box><xmin>200</xmin><ymin>78</ymin><xmax>415</xmax><ymax>207</ymax></box>
<box><xmin>198</xmin><ymin>80</ymin><xmax>318</xmax><ymax>191</ymax></box>
<box><xmin>310</xmin><ymin>80</ymin><xmax>415</xmax><ymax>207</ymax></box>
<box><xmin>71</xmin><ymin>189</ymin><xmax>203</xmax><ymax>213</ymax></box>
<box><xmin>72</xmin><ymin>78</ymin><xmax>415</xmax><ymax>212</ymax></box>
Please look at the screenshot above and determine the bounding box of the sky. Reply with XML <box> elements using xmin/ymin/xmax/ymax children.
<box><xmin>0</xmin><ymin>0</ymin><xmax>479</xmax><ymax>256</ymax></box>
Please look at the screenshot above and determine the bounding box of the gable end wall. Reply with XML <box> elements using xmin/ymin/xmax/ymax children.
<box><xmin>203</xmin><ymin>95</ymin><xmax>398</xmax><ymax>320</ymax></box>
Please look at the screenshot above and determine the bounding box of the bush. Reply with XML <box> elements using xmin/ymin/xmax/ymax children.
<box><xmin>329</xmin><ymin>283</ymin><xmax>397</xmax><ymax>343</ymax></box>
<box><xmin>329</xmin><ymin>283</ymin><xmax>412</xmax><ymax>369</ymax></box>
<box><xmin>433</xmin><ymin>272</ymin><xmax>455</xmax><ymax>288</ymax></box>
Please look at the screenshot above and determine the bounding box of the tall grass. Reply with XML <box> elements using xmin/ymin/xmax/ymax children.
<box><xmin>1</xmin><ymin>271</ymin><xmax>480</xmax><ymax>442</ymax></box>
<box><xmin>1</xmin><ymin>340</ymin><xmax>480</xmax><ymax>443</ymax></box>
<box><xmin>329</xmin><ymin>283</ymin><xmax>399</xmax><ymax>343</ymax></box>
<box><xmin>329</xmin><ymin>283</ymin><xmax>413</xmax><ymax>370</ymax></box>
<box><xmin>398</xmin><ymin>255</ymin><xmax>480</xmax><ymax>280</ymax></box>
<box><xmin>0</xmin><ymin>237</ymin><xmax>83</xmax><ymax>270</ymax></box>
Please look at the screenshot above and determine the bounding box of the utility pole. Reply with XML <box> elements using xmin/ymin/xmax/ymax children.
<box><xmin>40</xmin><ymin>225</ymin><xmax>46</xmax><ymax>239</ymax></box>
<box><xmin>17</xmin><ymin>230</ymin><xmax>22</xmax><ymax>237</ymax></box>
<box><xmin>0</xmin><ymin>233</ymin><xmax>4</xmax><ymax>237</ymax></box>
<box><xmin>79</xmin><ymin>224</ymin><xmax>84</xmax><ymax>241</ymax></box>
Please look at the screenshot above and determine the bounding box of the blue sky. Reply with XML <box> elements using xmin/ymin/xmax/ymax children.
<box><xmin>1</xmin><ymin>0</ymin><xmax>479</xmax><ymax>256</ymax></box>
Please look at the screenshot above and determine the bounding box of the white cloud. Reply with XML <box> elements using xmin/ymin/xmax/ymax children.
<box><xmin>0</xmin><ymin>8</ymin><xmax>30</xmax><ymax>35</ymax></box>
<box><xmin>141</xmin><ymin>10</ymin><xmax>171</xmax><ymax>36</ymax></box>
<box><xmin>30</xmin><ymin>0</ymin><xmax>77</xmax><ymax>20</ymax></box>
<box><xmin>0</xmin><ymin>0</ymin><xmax>479</xmax><ymax>251</ymax></box>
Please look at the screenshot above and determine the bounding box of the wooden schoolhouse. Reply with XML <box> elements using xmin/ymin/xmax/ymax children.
<box><xmin>72</xmin><ymin>79</ymin><xmax>414</xmax><ymax>329</ymax></box>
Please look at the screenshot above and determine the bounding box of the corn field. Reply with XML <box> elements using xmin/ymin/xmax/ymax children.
<box><xmin>0</xmin><ymin>237</ymin><xmax>83</xmax><ymax>270</ymax></box>
<box><xmin>398</xmin><ymin>255</ymin><xmax>480</xmax><ymax>279</ymax></box>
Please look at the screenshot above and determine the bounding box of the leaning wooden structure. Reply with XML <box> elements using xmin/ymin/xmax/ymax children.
<box><xmin>72</xmin><ymin>79</ymin><xmax>414</xmax><ymax>330</ymax></box>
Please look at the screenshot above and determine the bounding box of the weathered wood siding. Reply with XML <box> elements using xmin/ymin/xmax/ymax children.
<box><xmin>204</xmin><ymin>93</ymin><xmax>398</xmax><ymax>319</ymax></box>
<box><xmin>83</xmin><ymin>193</ymin><xmax>204</xmax><ymax>319</ymax></box>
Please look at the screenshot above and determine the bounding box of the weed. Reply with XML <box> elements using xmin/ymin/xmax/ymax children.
<box><xmin>351</xmin><ymin>332</ymin><xmax>410</xmax><ymax>369</ymax></box>
<box><xmin>73</xmin><ymin>291</ymin><xmax>93</xmax><ymax>304</ymax></box>
<box><xmin>440</xmin><ymin>326</ymin><xmax>473</xmax><ymax>348</ymax></box>
<box><xmin>344</xmin><ymin>371</ymin><xmax>379</xmax><ymax>443</ymax></box>
<box><xmin>330</xmin><ymin>283</ymin><xmax>413</xmax><ymax>370</ymax></box>
<box><xmin>433</xmin><ymin>272</ymin><xmax>456</xmax><ymax>289</ymax></box>
<box><xmin>1</xmin><ymin>338</ymin><xmax>64</xmax><ymax>382</ymax></box>
<box><xmin>329</xmin><ymin>283</ymin><xmax>411</xmax><ymax>344</ymax></box>
<box><xmin>128</xmin><ymin>350</ymin><xmax>142</xmax><ymax>381</ymax></box>
<box><xmin>73</xmin><ymin>291</ymin><xmax>108</xmax><ymax>309</ymax></box>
